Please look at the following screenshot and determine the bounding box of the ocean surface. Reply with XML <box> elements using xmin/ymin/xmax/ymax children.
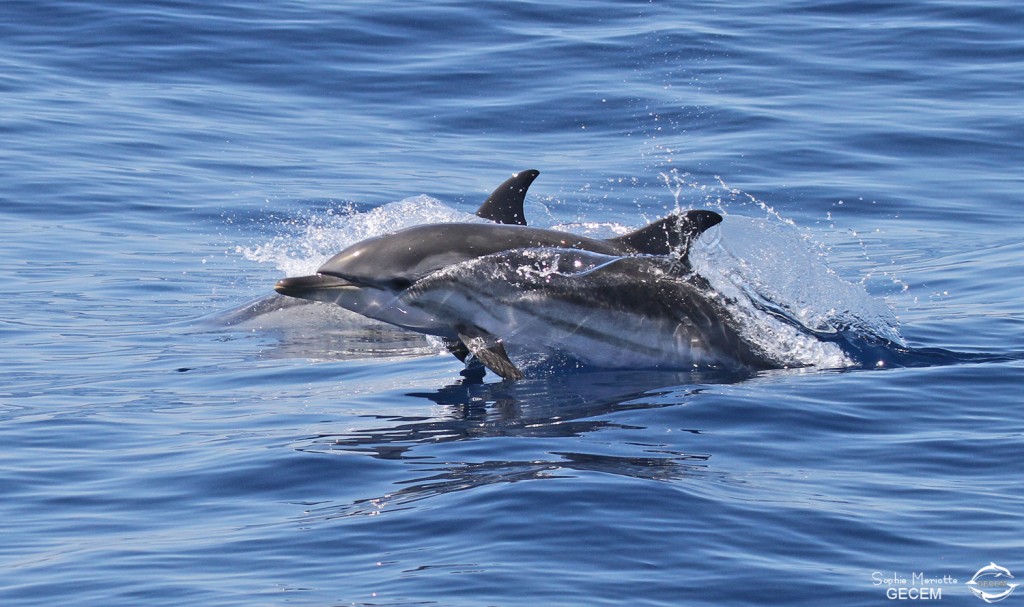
<box><xmin>2</xmin><ymin>1</ymin><xmax>1022</xmax><ymax>605</ymax></box>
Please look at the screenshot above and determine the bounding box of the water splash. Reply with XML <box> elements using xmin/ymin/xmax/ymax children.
<box><xmin>653</xmin><ymin>170</ymin><xmax>909</xmax><ymax>368</ymax></box>
<box><xmin>238</xmin><ymin>195</ymin><xmax>476</xmax><ymax>277</ymax></box>
<box><xmin>691</xmin><ymin>216</ymin><xmax>905</xmax><ymax>368</ymax></box>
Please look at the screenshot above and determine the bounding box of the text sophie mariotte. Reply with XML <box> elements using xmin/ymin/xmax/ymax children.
<box><xmin>872</xmin><ymin>572</ymin><xmax>958</xmax><ymax>600</ymax></box>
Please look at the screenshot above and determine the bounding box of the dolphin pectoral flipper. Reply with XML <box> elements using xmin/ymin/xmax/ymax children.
<box><xmin>456</xmin><ymin>326</ymin><xmax>524</xmax><ymax>380</ymax></box>
<box><xmin>475</xmin><ymin>169</ymin><xmax>539</xmax><ymax>226</ymax></box>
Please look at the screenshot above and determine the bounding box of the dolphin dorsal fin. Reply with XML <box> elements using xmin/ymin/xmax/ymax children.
<box><xmin>475</xmin><ymin>169</ymin><xmax>540</xmax><ymax>226</ymax></box>
<box><xmin>611</xmin><ymin>210</ymin><xmax>722</xmax><ymax>259</ymax></box>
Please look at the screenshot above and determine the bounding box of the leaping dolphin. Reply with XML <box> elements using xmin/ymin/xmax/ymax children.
<box><xmin>275</xmin><ymin>170</ymin><xmax>761</xmax><ymax>379</ymax></box>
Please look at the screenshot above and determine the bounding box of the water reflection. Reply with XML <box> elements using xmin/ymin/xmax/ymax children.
<box><xmin>295</xmin><ymin>370</ymin><xmax>751</xmax><ymax>520</ymax></box>
<box><xmin>307</xmin><ymin>451</ymin><xmax>714</xmax><ymax>520</ymax></box>
<box><xmin>199</xmin><ymin>293</ymin><xmax>434</xmax><ymax>360</ymax></box>
<box><xmin>302</xmin><ymin>369</ymin><xmax>744</xmax><ymax>458</ymax></box>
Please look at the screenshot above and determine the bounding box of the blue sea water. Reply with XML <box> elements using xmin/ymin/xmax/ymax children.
<box><xmin>2</xmin><ymin>1</ymin><xmax>1023</xmax><ymax>605</ymax></box>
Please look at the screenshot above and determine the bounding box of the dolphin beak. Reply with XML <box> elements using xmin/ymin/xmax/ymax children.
<box><xmin>275</xmin><ymin>274</ymin><xmax>357</xmax><ymax>301</ymax></box>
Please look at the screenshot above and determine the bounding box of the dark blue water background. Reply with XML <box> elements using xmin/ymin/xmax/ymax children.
<box><xmin>2</xmin><ymin>1</ymin><xmax>1022</xmax><ymax>605</ymax></box>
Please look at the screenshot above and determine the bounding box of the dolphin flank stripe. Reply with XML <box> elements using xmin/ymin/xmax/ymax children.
<box><xmin>404</xmin><ymin>261</ymin><xmax>705</xmax><ymax>360</ymax></box>
<box><xmin>395</xmin><ymin>251</ymin><xmax>698</xmax><ymax>357</ymax></box>
<box><xmin>407</xmin><ymin>282</ymin><xmax>671</xmax><ymax>360</ymax></box>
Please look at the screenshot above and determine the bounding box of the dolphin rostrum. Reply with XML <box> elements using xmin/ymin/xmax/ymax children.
<box><xmin>275</xmin><ymin>170</ymin><xmax>754</xmax><ymax>380</ymax></box>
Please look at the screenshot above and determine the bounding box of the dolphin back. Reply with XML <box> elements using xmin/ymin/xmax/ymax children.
<box><xmin>609</xmin><ymin>210</ymin><xmax>722</xmax><ymax>259</ymax></box>
<box><xmin>316</xmin><ymin>223</ymin><xmax>623</xmax><ymax>288</ymax></box>
<box><xmin>315</xmin><ymin>210</ymin><xmax>722</xmax><ymax>288</ymax></box>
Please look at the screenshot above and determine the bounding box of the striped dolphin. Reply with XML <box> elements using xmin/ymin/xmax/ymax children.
<box><xmin>274</xmin><ymin>170</ymin><xmax>754</xmax><ymax>379</ymax></box>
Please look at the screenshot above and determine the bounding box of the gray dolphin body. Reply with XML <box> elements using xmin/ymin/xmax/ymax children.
<box><xmin>275</xmin><ymin>170</ymin><xmax>766</xmax><ymax>379</ymax></box>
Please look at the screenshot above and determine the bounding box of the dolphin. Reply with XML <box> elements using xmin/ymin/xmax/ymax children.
<box><xmin>968</xmin><ymin>563</ymin><xmax>1019</xmax><ymax>603</ymax></box>
<box><xmin>275</xmin><ymin>169</ymin><xmax>757</xmax><ymax>379</ymax></box>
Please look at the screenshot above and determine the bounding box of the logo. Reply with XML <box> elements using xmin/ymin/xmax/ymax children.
<box><xmin>967</xmin><ymin>563</ymin><xmax>1018</xmax><ymax>604</ymax></box>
